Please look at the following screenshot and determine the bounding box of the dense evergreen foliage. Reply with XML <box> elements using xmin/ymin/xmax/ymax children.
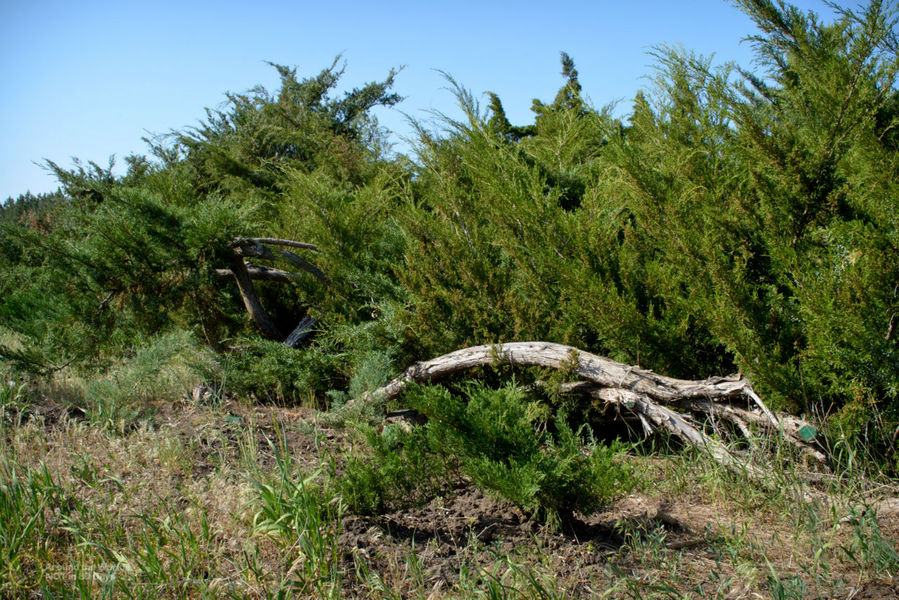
<box><xmin>2</xmin><ymin>0</ymin><xmax>897</xmax><ymax>468</ymax></box>
<box><xmin>340</xmin><ymin>382</ymin><xmax>636</xmax><ymax>524</ymax></box>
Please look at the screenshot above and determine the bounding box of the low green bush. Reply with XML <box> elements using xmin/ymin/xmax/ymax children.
<box><xmin>69</xmin><ymin>329</ymin><xmax>207</xmax><ymax>429</ymax></box>
<box><xmin>339</xmin><ymin>381</ymin><xmax>637</xmax><ymax>526</ymax></box>
<box><xmin>338</xmin><ymin>422</ymin><xmax>455</xmax><ymax>515</ymax></box>
<box><xmin>217</xmin><ymin>338</ymin><xmax>343</xmax><ymax>406</ymax></box>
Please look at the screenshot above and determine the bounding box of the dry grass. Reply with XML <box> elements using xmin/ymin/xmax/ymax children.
<box><xmin>1</xmin><ymin>385</ymin><xmax>897</xmax><ymax>599</ymax></box>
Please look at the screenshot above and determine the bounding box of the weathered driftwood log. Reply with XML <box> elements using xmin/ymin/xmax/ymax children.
<box><xmin>369</xmin><ymin>342</ymin><xmax>777</xmax><ymax>415</ymax></box>
<box><xmin>359</xmin><ymin>342</ymin><xmax>824</xmax><ymax>492</ymax></box>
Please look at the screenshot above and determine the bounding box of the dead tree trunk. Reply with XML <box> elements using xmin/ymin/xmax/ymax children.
<box><xmin>227</xmin><ymin>254</ymin><xmax>284</xmax><ymax>341</ymax></box>
<box><xmin>218</xmin><ymin>237</ymin><xmax>323</xmax><ymax>347</ymax></box>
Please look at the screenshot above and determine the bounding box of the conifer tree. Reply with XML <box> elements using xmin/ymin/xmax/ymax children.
<box><xmin>0</xmin><ymin>61</ymin><xmax>405</xmax><ymax>372</ymax></box>
<box><xmin>486</xmin><ymin>92</ymin><xmax>536</xmax><ymax>142</ymax></box>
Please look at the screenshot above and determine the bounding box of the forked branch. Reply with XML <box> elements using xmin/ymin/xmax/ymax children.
<box><xmin>220</xmin><ymin>236</ymin><xmax>323</xmax><ymax>346</ymax></box>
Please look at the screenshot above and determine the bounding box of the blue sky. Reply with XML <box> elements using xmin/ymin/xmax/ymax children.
<box><xmin>1</xmin><ymin>0</ymin><xmax>837</xmax><ymax>200</ymax></box>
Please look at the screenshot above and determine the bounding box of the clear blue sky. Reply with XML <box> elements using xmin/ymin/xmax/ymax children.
<box><xmin>1</xmin><ymin>0</ymin><xmax>837</xmax><ymax>200</ymax></box>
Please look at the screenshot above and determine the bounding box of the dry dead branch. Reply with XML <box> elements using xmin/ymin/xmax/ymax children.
<box><xmin>218</xmin><ymin>236</ymin><xmax>323</xmax><ymax>346</ymax></box>
<box><xmin>357</xmin><ymin>341</ymin><xmax>826</xmax><ymax>495</ymax></box>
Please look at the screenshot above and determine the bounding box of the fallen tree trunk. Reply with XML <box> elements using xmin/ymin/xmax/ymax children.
<box><xmin>368</xmin><ymin>342</ymin><xmax>778</xmax><ymax>417</ymax></box>
<box><xmin>357</xmin><ymin>342</ymin><xmax>825</xmax><ymax>495</ymax></box>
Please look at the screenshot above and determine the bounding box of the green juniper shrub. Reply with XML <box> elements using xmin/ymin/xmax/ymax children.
<box><xmin>217</xmin><ymin>338</ymin><xmax>344</xmax><ymax>406</ymax></box>
<box><xmin>338</xmin><ymin>381</ymin><xmax>637</xmax><ymax>527</ymax></box>
<box><xmin>275</xmin><ymin>168</ymin><xmax>410</xmax><ymax>328</ymax></box>
<box><xmin>338</xmin><ymin>421</ymin><xmax>456</xmax><ymax>515</ymax></box>
<box><xmin>399</xmin><ymin>65</ymin><xmax>733</xmax><ymax>379</ymax></box>
<box><xmin>322</xmin><ymin>300</ymin><xmax>418</xmax><ymax>402</ymax></box>
<box><xmin>414</xmin><ymin>382</ymin><xmax>638</xmax><ymax>526</ymax></box>
<box><xmin>218</xmin><ymin>303</ymin><xmax>412</xmax><ymax>409</ymax></box>
<box><xmin>0</xmin><ymin>159</ymin><xmax>254</xmax><ymax>373</ymax></box>
<box><xmin>0</xmin><ymin>60</ymin><xmax>405</xmax><ymax>375</ymax></box>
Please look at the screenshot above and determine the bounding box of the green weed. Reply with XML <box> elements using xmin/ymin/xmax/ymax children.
<box><xmin>249</xmin><ymin>438</ymin><xmax>343</xmax><ymax>597</ymax></box>
<box><xmin>841</xmin><ymin>505</ymin><xmax>899</xmax><ymax>577</ymax></box>
<box><xmin>0</xmin><ymin>459</ymin><xmax>69</xmax><ymax>594</ymax></box>
<box><xmin>0</xmin><ymin>379</ymin><xmax>30</xmax><ymax>430</ymax></box>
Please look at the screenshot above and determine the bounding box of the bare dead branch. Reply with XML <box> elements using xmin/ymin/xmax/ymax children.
<box><xmin>233</xmin><ymin>240</ymin><xmax>327</xmax><ymax>283</ymax></box>
<box><xmin>216</xmin><ymin>264</ymin><xmax>300</xmax><ymax>283</ymax></box>
<box><xmin>231</xmin><ymin>237</ymin><xmax>319</xmax><ymax>251</ymax></box>
<box><xmin>284</xmin><ymin>315</ymin><xmax>317</xmax><ymax>348</ymax></box>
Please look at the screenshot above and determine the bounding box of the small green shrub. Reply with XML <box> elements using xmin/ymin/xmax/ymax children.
<box><xmin>61</xmin><ymin>329</ymin><xmax>208</xmax><ymax>429</ymax></box>
<box><xmin>218</xmin><ymin>338</ymin><xmax>343</xmax><ymax>405</ymax></box>
<box><xmin>338</xmin><ymin>422</ymin><xmax>456</xmax><ymax>515</ymax></box>
<box><xmin>339</xmin><ymin>382</ymin><xmax>637</xmax><ymax>526</ymax></box>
